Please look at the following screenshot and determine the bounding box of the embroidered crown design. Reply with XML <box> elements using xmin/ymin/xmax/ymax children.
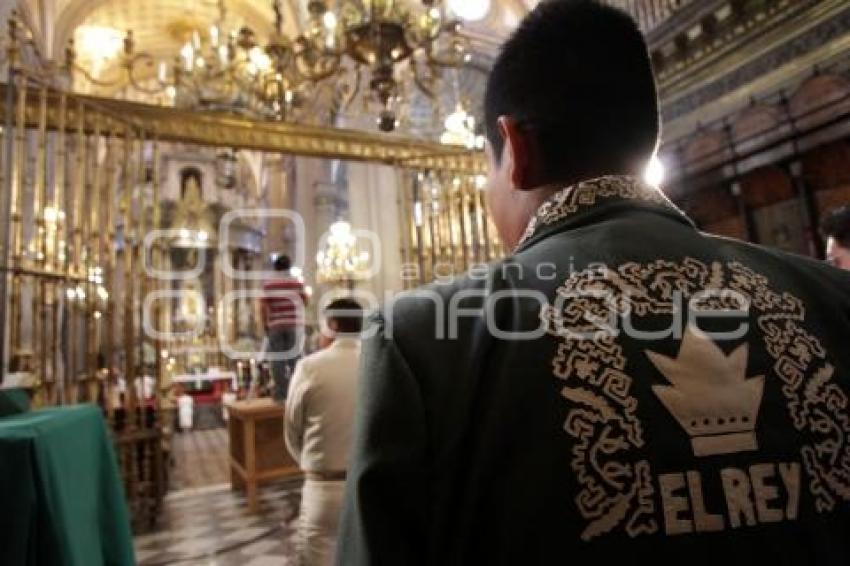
<box><xmin>646</xmin><ymin>325</ymin><xmax>765</xmax><ymax>457</ymax></box>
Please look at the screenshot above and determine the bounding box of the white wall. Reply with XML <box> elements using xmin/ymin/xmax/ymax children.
<box><xmin>348</xmin><ymin>162</ymin><xmax>403</xmax><ymax>300</ymax></box>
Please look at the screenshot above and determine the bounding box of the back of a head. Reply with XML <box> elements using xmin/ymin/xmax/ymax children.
<box><xmin>274</xmin><ymin>254</ymin><xmax>292</xmax><ymax>272</ymax></box>
<box><xmin>822</xmin><ymin>206</ymin><xmax>850</xmax><ymax>248</ymax></box>
<box><xmin>325</xmin><ymin>298</ymin><xmax>363</xmax><ymax>335</ymax></box>
<box><xmin>485</xmin><ymin>0</ymin><xmax>659</xmax><ymax>185</ymax></box>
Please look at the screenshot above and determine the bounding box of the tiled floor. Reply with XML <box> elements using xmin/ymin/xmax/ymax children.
<box><xmin>170</xmin><ymin>427</ymin><xmax>232</xmax><ymax>490</ymax></box>
<box><xmin>137</xmin><ymin>425</ymin><xmax>303</xmax><ymax>565</ymax></box>
<box><xmin>134</xmin><ymin>480</ymin><xmax>303</xmax><ymax>566</ymax></box>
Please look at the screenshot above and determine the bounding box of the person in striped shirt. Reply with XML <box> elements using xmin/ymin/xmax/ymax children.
<box><xmin>262</xmin><ymin>254</ymin><xmax>307</xmax><ymax>400</ymax></box>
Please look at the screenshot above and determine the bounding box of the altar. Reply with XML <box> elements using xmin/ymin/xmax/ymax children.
<box><xmin>173</xmin><ymin>371</ymin><xmax>238</xmax><ymax>404</ymax></box>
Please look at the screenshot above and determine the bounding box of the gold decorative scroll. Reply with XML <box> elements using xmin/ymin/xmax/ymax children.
<box><xmin>0</xmin><ymin>83</ymin><xmax>486</xmax><ymax>174</ymax></box>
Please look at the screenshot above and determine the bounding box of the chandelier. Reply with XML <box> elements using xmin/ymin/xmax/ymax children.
<box><xmin>67</xmin><ymin>0</ymin><xmax>471</xmax><ymax>132</ymax></box>
<box><xmin>439</xmin><ymin>103</ymin><xmax>484</xmax><ymax>149</ymax></box>
<box><xmin>316</xmin><ymin>221</ymin><xmax>371</xmax><ymax>286</ymax></box>
<box><xmin>67</xmin><ymin>1</ymin><xmax>309</xmax><ymax>120</ymax></box>
<box><xmin>301</xmin><ymin>0</ymin><xmax>470</xmax><ymax>131</ymax></box>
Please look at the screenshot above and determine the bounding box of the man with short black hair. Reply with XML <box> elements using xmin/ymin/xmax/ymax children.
<box><xmin>261</xmin><ymin>254</ymin><xmax>307</xmax><ymax>400</ymax></box>
<box><xmin>339</xmin><ymin>1</ymin><xmax>850</xmax><ymax>564</ymax></box>
<box><xmin>822</xmin><ymin>206</ymin><xmax>850</xmax><ymax>270</ymax></box>
<box><xmin>286</xmin><ymin>298</ymin><xmax>363</xmax><ymax>566</ymax></box>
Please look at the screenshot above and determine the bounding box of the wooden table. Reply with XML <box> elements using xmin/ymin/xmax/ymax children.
<box><xmin>228</xmin><ymin>398</ymin><xmax>301</xmax><ymax>512</ymax></box>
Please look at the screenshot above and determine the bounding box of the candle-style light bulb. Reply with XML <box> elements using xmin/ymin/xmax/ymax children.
<box><xmin>180</xmin><ymin>42</ymin><xmax>194</xmax><ymax>71</ymax></box>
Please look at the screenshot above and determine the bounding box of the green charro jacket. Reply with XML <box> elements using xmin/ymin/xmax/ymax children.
<box><xmin>337</xmin><ymin>175</ymin><xmax>850</xmax><ymax>566</ymax></box>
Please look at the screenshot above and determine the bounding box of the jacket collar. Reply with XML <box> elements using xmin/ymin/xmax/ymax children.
<box><xmin>514</xmin><ymin>175</ymin><xmax>694</xmax><ymax>253</ymax></box>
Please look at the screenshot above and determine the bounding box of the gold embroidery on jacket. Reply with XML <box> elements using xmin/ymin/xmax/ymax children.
<box><xmin>543</xmin><ymin>258</ymin><xmax>850</xmax><ymax>539</ymax></box>
<box><xmin>726</xmin><ymin>262</ymin><xmax>850</xmax><ymax>512</ymax></box>
<box><xmin>647</xmin><ymin>325</ymin><xmax>765</xmax><ymax>457</ymax></box>
<box><xmin>520</xmin><ymin>176</ymin><xmax>676</xmax><ymax>246</ymax></box>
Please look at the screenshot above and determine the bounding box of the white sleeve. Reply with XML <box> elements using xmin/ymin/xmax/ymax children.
<box><xmin>284</xmin><ymin>359</ymin><xmax>309</xmax><ymax>467</ymax></box>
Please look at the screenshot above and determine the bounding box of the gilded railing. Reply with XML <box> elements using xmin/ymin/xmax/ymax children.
<box><xmin>0</xmin><ymin>9</ymin><xmax>490</xmax><ymax>529</ymax></box>
<box><xmin>398</xmin><ymin>169</ymin><xmax>505</xmax><ymax>287</ymax></box>
<box><xmin>0</xmin><ymin>16</ymin><xmax>167</xmax><ymax>529</ymax></box>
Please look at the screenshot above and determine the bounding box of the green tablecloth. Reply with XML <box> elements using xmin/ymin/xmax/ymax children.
<box><xmin>0</xmin><ymin>405</ymin><xmax>136</xmax><ymax>566</ymax></box>
<box><xmin>0</xmin><ymin>389</ymin><xmax>30</xmax><ymax>417</ymax></box>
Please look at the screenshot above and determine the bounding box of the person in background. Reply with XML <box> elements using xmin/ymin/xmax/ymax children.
<box><xmin>176</xmin><ymin>385</ymin><xmax>194</xmax><ymax>432</ymax></box>
<box><xmin>822</xmin><ymin>205</ymin><xmax>850</xmax><ymax>270</ymax></box>
<box><xmin>261</xmin><ymin>254</ymin><xmax>307</xmax><ymax>400</ymax></box>
<box><xmin>285</xmin><ymin>298</ymin><xmax>363</xmax><ymax>566</ymax></box>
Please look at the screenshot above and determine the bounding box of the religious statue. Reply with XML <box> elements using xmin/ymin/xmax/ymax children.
<box><xmin>176</xmin><ymin>279</ymin><xmax>205</xmax><ymax>330</ymax></box>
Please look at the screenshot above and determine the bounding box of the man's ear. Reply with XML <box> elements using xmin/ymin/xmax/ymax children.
<box><xmin>497</xmin><ymin>116</ymin><xmax>531</xmax><ymax>191</ymax></box>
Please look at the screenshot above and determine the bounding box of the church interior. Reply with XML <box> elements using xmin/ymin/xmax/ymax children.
<box><xmin>0</xmin><ymin>0</ymin><xmax>848</xmax><ymax>564</ymax></box>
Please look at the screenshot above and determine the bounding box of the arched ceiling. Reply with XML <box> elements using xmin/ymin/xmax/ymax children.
<box><xmin>61</xmin><ymin>0</ymin><xmax>291</xmax><ymax>59</ymax></box>
<box><xmin>20</xmin><ymin>0</ymin><xmax>301</xmax><ymax>61</ymax></box>
<box><xmin>12</xmin><ymin>0</ymin><xmax>689</xmax><ymax>67</ymax></box>
<box><xmin>24</xmin><ymin>0</ymin><xmax>529</xmax><ymax>99</ymax></box>
<box><xmin>26</xmin><ymin>0</ymin><xmax>529</xmax><ymax>64</ymax></box>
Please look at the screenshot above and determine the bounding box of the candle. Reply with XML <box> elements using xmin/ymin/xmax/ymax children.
<box><xmin>180</xmin><ymin>43</ymin><xmax>194</xmax><ymax>71</ymax></box>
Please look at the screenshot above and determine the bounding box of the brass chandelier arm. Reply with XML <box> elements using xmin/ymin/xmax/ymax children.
<box><xmin>69</xmin><ymin>63</ymin><xmax>125</xmax><ymax>89</ymax></box>
<box><xmin>425</xmin><ymin>26</ymin><xmax>471</xmax><ymax>68</ymax></box>
<box><xmin>293</xmin><ymin>50</ymin><xmax>343</xmax><ymax>83</ymax></box>
<box><xmin>124</xmin><ymin>54</ymin><xmax>170</xmax><ymax>95</ymax></box>
<box><xmin>333</xmin><ymin>66</ymin><xmax>362</xmax><ymax>113</ymax></box>
<box><xmin>412</xmin><ymin>59</ymin><xmax>439</xmax><ymax>99</ymax></box>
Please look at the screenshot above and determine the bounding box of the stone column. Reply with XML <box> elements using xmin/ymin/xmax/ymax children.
<box><xmin>261</xmin><ymin>154</ymin><xmax>292</xmax><ymax>260</ymax></box>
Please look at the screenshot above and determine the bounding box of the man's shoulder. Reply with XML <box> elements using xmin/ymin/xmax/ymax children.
<box><xmin>301</xmin><ymin>343</ymin><xmax>358</xmax><ymax>369</ymax></box>
<box><xmin>300</xmin><ymin>347</ymin><xmax>328</xmax><ymax>367</ymax></box>
<box><xmin>703</xmin><ymin>232</ymin><xmax>850</xmax><ymax>292</ymax></box>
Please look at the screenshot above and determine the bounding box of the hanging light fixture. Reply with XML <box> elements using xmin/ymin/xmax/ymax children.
<box><xmin>68</xmin><ymin>0</ymin><xmax>471</xmax><ymax>133</ymax></box>
<box><xmin>447</xmin><ymin>0</ymin><xmax>492</xmax><ymax>22</ymax></box>
<box><xmin>440</xmin><ymin>102</ymin><xmax>484</xmax><ymax>149</ymax></box>
<box><xmin>316</xmin><ymin>221</ymin><xmax>371</xmax><ymax>286</ymax></box>
<box><xmin>439</xmin><ymin>68</ymin><xmax>483</xmax><ymax>149</ymax></box>
<box><xmin>68</xmin><ymin>0</ymin><xmax>311</xmax><ymax>121</ymax></box>
<box><xmin>295</xmin><ymin>0</ymin><xmax>471</xmax><ymax>131</ymax></box>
